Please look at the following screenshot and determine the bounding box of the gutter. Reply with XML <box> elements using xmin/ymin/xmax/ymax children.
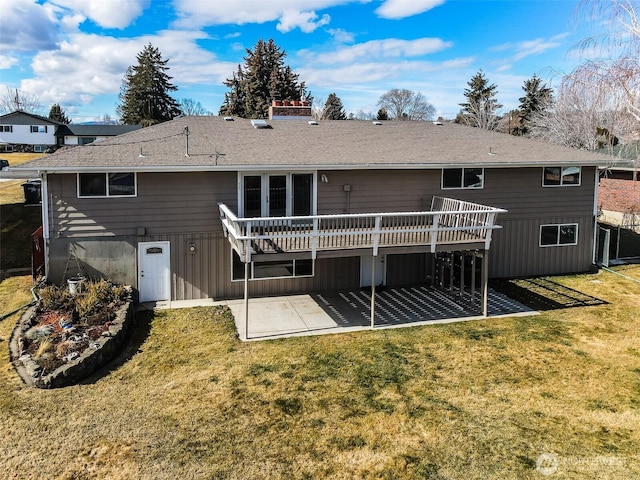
<box><xmin>4</xmin><ymin>160</ymin><xmax>626</xmax><ymax>175</ymax></box>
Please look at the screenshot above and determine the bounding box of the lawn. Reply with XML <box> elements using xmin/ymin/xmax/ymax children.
<box><xmin>0</xmin><ymin>267</ymin><xmax>639</xmax><ymax>479</ymax></box>
<box><xmin>0</xmin><ymin>153</ymin><xmax>46</xmax><ymax>271</ymax></box>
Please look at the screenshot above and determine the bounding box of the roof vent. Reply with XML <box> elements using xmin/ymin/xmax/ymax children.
<box><xmin>372</xmin><ymin>121</ymin><xmax>383</xmax><ymax>126</ymax></box>
<box><xmin>308</xmin><ymin>120</ymin><xmax>318</xmax><ymax>125</ymax></box>
<box><xmin>433</xmin><ymin>121</ymin><xmax>443</xmax><ymax>126</ymax></box>
<box><xmin>251</xmin><ymin>119</ymin><xmax>269</xmax><ymax>129</ymax></box>
<box><xmin>224</xmin><ymin>116</ymin><xmax>234</xmax><ymax>121</ymax></box>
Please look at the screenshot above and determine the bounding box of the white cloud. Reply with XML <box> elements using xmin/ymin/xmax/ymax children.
<box><xmin>21</xmin><ymin>30</ymin><xmax>235</xmax><ymax>109</ymax></box>
<box><xmin>172</xmin><ymin>0</ymin><xmax>366</xmax><ymax>29</ymax></box>
<box><xmin>298</xmin><ymin>57</ymin><xmax>474</xmax><ymax>88</ymax></box>
<box><xmin>47</xmin><ymin>0</ymin><xmax>150</xmax><ymax>29</ymax></box>
<box><xmin>0</xmin><ymin>0</ymin><xmax>58</xmax><ymax>51</ymax></box>
<box><xmin>0</xmin><ymin>55</ymin><xmax>19</xmax><ymax>70</ymax></box>
<box><xmin>375</xmin><ymin>0</ymin><xmax>445</xmax><ymax>19</ymax></box>
<box><xmin>491</xmin><ymin>33</ymin><xmax>569</xmax><ymax>70</ymax></box>
<box><xmin>277</xmin><ymin>10</ymin><xmax>331</xmax><ymax>33</ymax></box>
<box><xmin>327</xmin><ymin>28</ymin><xmax>355</xmax><ymax>43</ymax></box>
<box><xmin>310</xmin><ymin>38</ymin><xmax>452</xmax><ymax>65</ymax></box>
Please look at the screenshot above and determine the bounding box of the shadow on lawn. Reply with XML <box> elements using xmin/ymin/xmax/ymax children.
<box><xmin>492</xmin><ymin>277</ymin><xmax>607</xmax><ymax>311</ymax></box>
<box><xmin>79</xmin><ymin>309</ymin><xmax>154</xmax><ymax>385</ymax></box>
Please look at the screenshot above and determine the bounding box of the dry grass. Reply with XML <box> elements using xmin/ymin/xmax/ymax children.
<box><xmin>0</xmin><ymin>154</ymin><xmax>47</xmax><ymax>271</ymax></box>
<box><xmin>1</xmin><ymin>268</ymin><xmax>639</xmax><ymax>479</ymax></box>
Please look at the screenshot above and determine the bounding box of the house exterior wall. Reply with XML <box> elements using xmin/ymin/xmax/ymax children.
<box><xmin>63</xmin><ymin>135</ymin><xmax>111</xmax><ymax>146</ymax></box>
<box><xmin>0</xmin><ymin>123</ymin><xmax>56</xmax><ymax>145</ymax></box>
<box><xmin>45</xmin><ymin>166</ymin><xmax>597</xmax><ymax>300</ymax></box>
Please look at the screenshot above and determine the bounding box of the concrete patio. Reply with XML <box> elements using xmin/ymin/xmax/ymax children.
<box><xmin>224</xmin><ymin>285</ymin><xmax>537</xmax><ymax>340</ymax></box>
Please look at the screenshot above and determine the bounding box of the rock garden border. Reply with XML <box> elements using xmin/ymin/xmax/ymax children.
<box><xmin>9</xmin><ymin>286</ymin><xmax>133</xmax><ymax>389</ymax></box>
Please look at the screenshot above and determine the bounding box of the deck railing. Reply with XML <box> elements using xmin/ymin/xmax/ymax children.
<box><xmin>219</xmin><ymin>196</ymin><xmax>506</xmax><ymax>262</ymax></box>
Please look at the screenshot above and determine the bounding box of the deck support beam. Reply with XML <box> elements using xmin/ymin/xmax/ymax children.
<box><xmin>482</xmin><ymin>250</ymin><xmax>489</xmax><ymax>317</ymax></box>
<box><xmin>244</xmin><ymin>261</ymin><xmax>249</xmax><ymax>340</ymax></box>
<box><xmin>370</xmin><ymin>254</ymin><xmax>376</xmax><ymax>329</ymax></box>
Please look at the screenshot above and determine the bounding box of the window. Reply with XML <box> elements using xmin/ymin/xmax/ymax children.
<box><xmin>33</xmin><ymin>145</ymin><xmax>47</xmax><ymax>153</ymax></box>
<box><xmin>1</xmin><ymin>125</ymin><xmax>12</xmax><ymax>132</ymax></box>
<box><xmin>231</xmin><ymin>250</ymin><xmax>314</xmax><ymax>280</ymax></box>
<box><xmin>78</xmin><ymin>172</ymin><xmax>136</xmax><ymax>197</ymax></box>
<box><xmin>442</xmin><ymin>168</ymin><xmax>484</xmax><ymax>189</ymax></box>
<box><xmin>78</xmin><ymin>137</ymin><xmax>97</xmax><ymax>145</ymax></box>
<box><xmin>539</xmin><ymin>224</ymin><xmax>578</xmax><ymax>247</ymax></box>
<box><xmin>543</xmin><ymin>166</ymin><xmax>581</xmax><ymax>186</ymax></box>
<box><xmin>239</xmin><ymin>172</ymin><xmax>314</xmax><ymax>217</ymax></box>
<box><xmin>30</xmin><ymin>125</ymin><xmax>47</xmax><ymax>133</ymax></box>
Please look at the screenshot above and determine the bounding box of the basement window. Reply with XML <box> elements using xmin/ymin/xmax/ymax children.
<box><xmin>539</xmin><ymin>223</ymin><xmax>578</xmax><ymax>247</ymax></box>
<box><xmin>231</xmin><ymin>250</ymin><xmax>314</xmax><ymax>281</ymax></box>
<box><xmin>77</xmin><ymin>172</ymin><xmax>137</xmax><ymax>197</ymax></box>
<box><xmin>442</xmin><ymin>168</ymin><xmax>484</xmax><ymax>189</ymax></box>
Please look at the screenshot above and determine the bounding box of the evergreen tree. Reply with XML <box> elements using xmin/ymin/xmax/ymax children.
<box><xmin>219</xmin><ymin>39</ymin><xmax>310</xmax><ymax>118</ymax></box>
<box><xmin>322</xmin><ymin>93</ymin><xmax>347</xmax><ymax>120</ymax></box>
<box><xmin>377</xmin><ymin>108</ymin><xmax>389</xmax><ymax>121</ymax></box>
<box><xmin>514</xmin><ymin>75</ymin><xmax>553</xmax><ymax>135</ymax></box>
<box><xmin>117</xmin><ymin>44</ymin><xmax>181</xmax><ymax>126</ymax></box>
<box><xmin>458</xmin><ymin>70</ymin><xmax>502</xmax><ymax>130</ymax></box>
<box><xmin>48</xmin><ymin>103</ymin><xmax>70</xmax><ymax>124</ymax></box>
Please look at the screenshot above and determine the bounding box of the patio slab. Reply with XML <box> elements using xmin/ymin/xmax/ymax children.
<box><xmin>226</xmin><ymin>285</ymin><xmax>537</xmax><ymax>341</ymax></box>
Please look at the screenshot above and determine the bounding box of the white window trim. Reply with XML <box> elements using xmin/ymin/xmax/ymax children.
<box><xmin>237</xmin><ymin>171</ymin><xmax>317</xmax><ymax>217</ymax></box>
<box><xmin>230</xmin><ymin>248</ymin><xmax>315</xmax><ymax>281</ymax></box>
<box><xmin>539</xmin><ymin>223</ymin><xmax>579</xmax><ymax>247</ymax></box>
<box><xmin>542</xmin><ymin>166</ymin><xmax>582</xmax><ymax>187</ymax></box>
<box><xmin>77</xmin><ymin>172</ymin><xmax>138</xmax><ymax>198</ymax></box>
<box><xmin>441</xmin><ymin>167</ymin><xmax>484</xmax><ymax>190</ymax></box>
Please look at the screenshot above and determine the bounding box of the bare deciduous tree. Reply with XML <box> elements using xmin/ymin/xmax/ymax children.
<box><xmin>0</xmin><ymin>87</ymin><xmax>43</xmax><ymax>114</ymax></box>
<box><xmin>377</xmin><ymin>89</ymin><xmax>435</xmax><ymax>121</ymax></box>
<box><xmin>179</xmin><ymin>98</ymin><xmax>212</xmax><ymax>116</ymax></box>
<box><xmin>528</xmin><ymin>78</ymin><xmax>627</xmax><ymax>151</ymax></box>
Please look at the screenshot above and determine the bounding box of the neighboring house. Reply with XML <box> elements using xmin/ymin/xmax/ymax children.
<box><xmin>0</xmin><ymin>110</ymin><xmax>141</xmax><ymax>152</ymax></box>
<box><xmin>55</xmin><ymin>124</ymin><xmax>141</xmax><ymax>146</ymax></box>
<box><xmin>597</xmin><ymin>144</ymin><xmax>640</xmax><ymax>230</ymax></box>
<box><xmin>8</xmin><ymin>105</ymin><xmax>621</xmax><ymax>313</ymax></box>
<box><xmin>0</xmin><ymin>111</ymin><xmax>64</xmax><ymax>152</ymax></box>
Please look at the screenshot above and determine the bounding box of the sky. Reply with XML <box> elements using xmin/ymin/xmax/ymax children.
<box><xmin>0</xmin><ymin>0</ymin><xmax>601</xmax><ymax>123</ymax></box>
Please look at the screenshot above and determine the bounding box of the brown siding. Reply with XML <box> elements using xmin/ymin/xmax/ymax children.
<box><xmin>387</xmin><ymin>253</ymin><xmax>428</xmax><ymax>286</ymax></box>
<box><xmin>48</xmin><ymin>172</ymin><xmax>237</xmax><ymax>238</ymax></box>
<box><xmin>46</xmin><ymin>167</ymin><xmax>598</xmax><ymax>300</ymax></box>
<box><xmin>317</xmin><ymin>167</ymin><xmax>597</xmax><ymax>220</ymax></box>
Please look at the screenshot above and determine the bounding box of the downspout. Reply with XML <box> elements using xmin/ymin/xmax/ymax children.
<box><xmin>592</xmin><ymin>167</ymin><xmax>600</xmax><ymax>264</ymax></box>
<box><xmin>40</xmin><ymin>171</ymin><xmax>50</xmax><ymax>280</ymax></box>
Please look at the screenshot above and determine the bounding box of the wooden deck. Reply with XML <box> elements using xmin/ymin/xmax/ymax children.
<box><xmin>219</xmin><ymin>196</ymin><xmax>507</xmax><ymax>262</ymax></box>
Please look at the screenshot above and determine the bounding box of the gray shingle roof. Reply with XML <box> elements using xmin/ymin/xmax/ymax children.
<box><xmin>55</xmin><ymin>124</ymin><xmax>142</xmax><ymax>137</ymax></box>
<box><xmin>13</xmin><ymin>116</ymin><xmax>619</xmax><ymax>172</ymax></box>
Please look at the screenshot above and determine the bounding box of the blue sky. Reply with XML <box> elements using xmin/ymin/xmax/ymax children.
<box><xmin>1</xmin><ymin>0</ymin><xmax>597</xmax><ymax>123</ymax></box>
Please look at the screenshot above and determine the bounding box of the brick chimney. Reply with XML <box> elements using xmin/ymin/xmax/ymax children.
<box><xmin>269</xmin><ymin>100</ymin><xmax>313</xmax><ymax>120</ymax></box>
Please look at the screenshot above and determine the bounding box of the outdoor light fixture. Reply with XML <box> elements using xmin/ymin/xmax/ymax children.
<box><xmin>321</xmin><ymin>174</ymin><xmax>328</xmax><ymax>183</ymax></box>
<box><xmin>189</xmin><ymin>243</ymin><xmax>196</xmax><ymax>254</ymax></box>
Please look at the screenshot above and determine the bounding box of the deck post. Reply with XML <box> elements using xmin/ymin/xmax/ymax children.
<box><xmin>459</xmin><ymin>253</ymin><xmax>465</xmax><ymax>298</ymax></box>
<box><xmin>370</xmin><ymin>254</ymin><xmax>376</xmax><ymax>329</ymax></box>
<box><xmin>471</xmin><ymin>254</ymin><xmax>476</xmax><ymax>301</ymax></box>
<box><xmin>482</xmin><ymin>250</ymin><xmax>489</xmax><ymax>317</ymax></box>
<box><xmin>244</xmin><ymin>261</ymin><xmax>249</xmax><ymax>340</ymax></box>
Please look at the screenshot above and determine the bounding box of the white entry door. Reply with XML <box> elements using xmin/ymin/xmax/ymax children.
<box><xmin>138</xmin><ymin>241</ymin><xmax>171</xmax><ymax>302</ymax></box>
<box><xmin>360</xmin><ymin>254</ymin><xmax>385</xmax><ymax>287</ymax></box>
